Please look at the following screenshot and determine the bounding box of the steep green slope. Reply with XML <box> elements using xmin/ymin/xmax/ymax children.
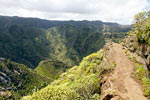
<box><xmin>34</xmin><ymin>24</ymin><xmax>116</xmax><ymax>78</ymax></box>
<box><xmin>35</xmin><ymin>60</ymin><xmax>69</xmax><ymax>79</ymax></box>
<box><xmin>0</xmin><ymin>24</ymin><xmax>48</xmax><ymax>68</ymax></box>
<box><xmin>105</xmin><ymin>32</ymin><xmax>128</xmax><ymax>43</ymax></box>
<box><xmin>37</xmin><ymin>25</ymin><xmax>106</xmax><ymax>66</ymax></box>
<box><xmin>22</xmin><ymin>48</ymin><xmax>116</xmax><ymax>100</ymax></box>
<box><xmin>0</xmin><ymin>16</ymin><xmax>130</xmax><ymax>68</ymax></box>
<box><xmin>0</xmin><ymin>58</ymin><xmax>50</xmax><ymax>100</ymax></box>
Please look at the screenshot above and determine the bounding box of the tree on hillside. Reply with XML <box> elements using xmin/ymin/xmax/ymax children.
<box><xmin>134</xmin><ymin>11</ymin><xmax>150</xmax><ymax>44</ymax></box>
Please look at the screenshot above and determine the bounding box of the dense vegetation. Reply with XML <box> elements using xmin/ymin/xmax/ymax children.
<box><xmin>0</xmin><ymin>58</ymin><xmax>50</xmax><ymax>100</ymax></box>
<box><xmin>35</xmin><ymin>60</ymin><xmax>69</xmax><ymax>79</ymax></box>
<box><xmin>0</xmin><ymin>16</ymin><xmax>130</xmax><ymax>68</ymax></box>
<box><xmin>135</xmin><ymin>61</ymin><xmax>150</xmax><ymax>98</ymax></box>
<box><xmin>22</xmin><ymin>49</ymin><xmax>116</xmax><ymax>100</ymax></box>
<box><xmin>105</xmin><ymin>32</ymin><xmax>128</xmax><ymax>43</ymax></box>
<box><xmin>134</xmin><ymin>11</ymin><xmax>150</xmax><ymax>44</ymax></box>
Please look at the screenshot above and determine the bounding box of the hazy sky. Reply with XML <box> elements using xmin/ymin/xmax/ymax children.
<box><xmin>0</xmin><ymin>0</ymin><xmax>149</xmax><ymax>25</ymax></box>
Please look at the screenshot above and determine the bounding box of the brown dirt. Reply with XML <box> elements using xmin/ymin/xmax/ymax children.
<box><xmin>101</xmin><ymin>43</ymin><xmax>148</xmax><ymax>100</ymax></box>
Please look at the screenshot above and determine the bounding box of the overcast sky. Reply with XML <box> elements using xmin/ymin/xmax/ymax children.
<box><xmin>0</xmin><ymin>0</ymin><xmax>149</xmax><ymax>25</ymax></box>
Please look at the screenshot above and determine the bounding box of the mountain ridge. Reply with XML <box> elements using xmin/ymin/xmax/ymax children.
<box><xmin>0</xmin><ymin>15</ymin><xmax>130</xmax><ymax>68</ymax></box>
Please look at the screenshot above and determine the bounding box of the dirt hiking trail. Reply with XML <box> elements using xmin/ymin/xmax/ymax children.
<box><xmin>101</xmin><ymin>43</ymin><xmax>148</xmax><ymax>100</ymax></box>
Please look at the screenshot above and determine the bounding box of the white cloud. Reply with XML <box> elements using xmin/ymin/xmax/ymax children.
<box><xmin>0</xmin><ymin>0</ymin><xmax>149</xmax><ymax>24</ymax></box>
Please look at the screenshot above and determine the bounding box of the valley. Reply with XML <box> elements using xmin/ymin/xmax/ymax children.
<box><xmin>0</xmin><ymin>16</ymin><xmax>130</xmax><ymax>68</ymax></box>
<box><xmin>0</xmin><ymin>10</ymin><xmax>150</xmax><ymax>100</ymax></box>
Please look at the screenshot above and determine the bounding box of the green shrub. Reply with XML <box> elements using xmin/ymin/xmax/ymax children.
<box><xmin>142</xmin><ymin>78</ymin><xmax>150</xmax><ymax>97</ymax></box>
<box><xmin>68</xmin><ymin>74</ymin><xmax>100</xmax><ymax>99</ymax></box>
<box><xmin>22</xmin><ymin>85</ymin><xmax>79</xmax><ymax>100</ymax></box>
<box><xmin>134</xmin><ymin>11</ymin><xmax>150</xmax><ymax>45</ymax></box>
<box><xmin>135</xmin><ymin>64</ymin><xmax>147</xmax><ymax>80</ymax></box>
<box><xmin>22</xmin><ymin>49</ymin><xmax>115</xmax><ymax>100</ymax></box>
<box><xmin>22</xmin><ymin>50</ymin><xmax>105</xmax><ymax>100</ymax></box>
<box><xmin>134</xmin><ymin>62</ymin><xmax>150</xmax><ymax>98</ymax></box>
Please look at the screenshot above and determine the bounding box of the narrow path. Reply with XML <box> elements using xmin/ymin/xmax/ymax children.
<box><xmin>106</xmin><ymin>43</ymin><xmax>147</xmax><ymax>100</ymax></box>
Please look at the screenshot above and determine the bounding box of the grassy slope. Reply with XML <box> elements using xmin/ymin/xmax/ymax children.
<box><xmin>35</xmin><ymin>60</ymin><xmax>69</xmax><ymax>79</ymax></box>
<box><xmin>22</xmin><ymin>49</ymin><xmax>116</xmax><ymax>100</ymax></box>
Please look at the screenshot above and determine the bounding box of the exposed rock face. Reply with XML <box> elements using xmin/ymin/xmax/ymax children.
<box><xmin>0</xmin><ymin>59</ymin><xmax>26</xmax><ymax>99</ymax></box>
<box><xmin>0</xmin><ymin>58</ymin><xmax>6</xmax><ymax>63</ymax></box>
<box><xmin>100</xmin><ymin>43</ymin><xmax>148</xmax><ymax>100</ymax></box>
<box><xmin>0</xmin><ymin>72</ymin><xmax>11</xmax><ymax>85</ymax></box>
<box><xmin>0</xmin><ymin>91</ymin><xmax>12</xmax><ymax>99</ymax></box>
<box><xmin>0</xmin><ymin>59</ymin><xmax>51</xmax><ymax>100</ymax></box>
<box><xmin>122</xmin><ymin>35</ymin><xmax>150</xmax><ymax>71</ymax></box>
<box><xmin>122</xmin><ymin>35</ymin><xmax>138</xmax><ymax>53</ymax></box>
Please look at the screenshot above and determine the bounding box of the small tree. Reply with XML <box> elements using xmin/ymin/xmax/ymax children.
<box><xmin>134</xmin><ymin>11</ymin><xmax>150</xmax><ymax>44</ymax></box>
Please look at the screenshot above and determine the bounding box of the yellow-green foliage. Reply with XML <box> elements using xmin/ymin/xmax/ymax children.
<box><xmin>135</xmin><ymin>63</ymin><xmax>150</xmax><ymax>98</ymax></box>
<box><xmin>22</xmin><ymin>49</ymin><xmax>115</xmax><ymax>100</ymax></box>
<box><xmin>23</xmin><ymin>85</ymin><xmax>79</xmax><ymax>100</ymax></box>
<box><xmin>35</xmin><ymin>60</ymin><xmax>69</xmax><ymax>79</ymax></box>
<box><xmin>142</xmin><ymin>78</ymin><xmax>150</xmax><ymax>98</ymax></box>
<box><xmin>126</xmin><ymin>52</ymin><xmax>150</xmax><ymax>98</ymax></box>
<box><xmin>134</xmin><ymin>11</ymin><xmax>150</xmax><ymax>44</ymax></box>
<box><xmin>135</xmin><ymin>63</ymin><xmax>147</xmax><ymax>80</ymax></box>
<box><xmin>45</xmin><ymin>27</ymin><xmax>79</xmax><ymax>66</ymax></box>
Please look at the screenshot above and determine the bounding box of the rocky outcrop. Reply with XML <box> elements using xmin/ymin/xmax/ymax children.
<box><xmin>0</xmin><ymin>58</ymin><xmax>50</xmax><ymax>100</ymax></box>
<box><xmin>100</xmin><ymin>43</ymin><xmax>148</xmax><ymax>100</ymax></box>
<box><xmin>0</xmin><ymin>58</ymin><xmax>6</xmax><ymax>63</ymax></box>
<box><xmin>0</xmin><ymin>91</ymin><xmax>12</xmax><ymax>99</ymax></box>
<box><xmin>122</xmin><ymin>35</ymin><xmax>150</xmax><ymax>72</ymax></box>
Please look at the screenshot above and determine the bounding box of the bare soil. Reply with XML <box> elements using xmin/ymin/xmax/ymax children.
<box><xmin>101</xmin><ymin>43</ymin><xmax>148</xmax><ymax>100</ymax></box>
